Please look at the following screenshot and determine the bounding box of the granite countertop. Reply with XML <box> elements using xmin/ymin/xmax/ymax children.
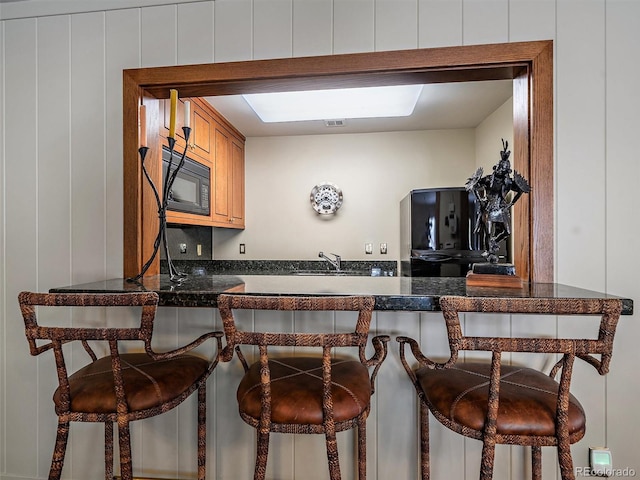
<box><xmin>49</xmin><ymin>273</ymin><xmax>634</xmax><ymax>314</ymax></box>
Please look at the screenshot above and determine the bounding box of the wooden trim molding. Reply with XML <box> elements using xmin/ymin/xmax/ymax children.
<box><xmin>123</xmin><ymin>40</ymin><xmax>554</xmax><ymax>282</ymax></box>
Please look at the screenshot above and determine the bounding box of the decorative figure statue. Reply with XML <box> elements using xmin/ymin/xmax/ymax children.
<box><xmin>465</xmin><ymin>139</ymin><xmax>530</xmax><ymax>264</ymax></box>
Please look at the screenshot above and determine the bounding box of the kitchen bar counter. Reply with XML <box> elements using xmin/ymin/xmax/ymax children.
<box><xmin>49</xmin><ymin>274</ymin><xmax>634</xmax><ymax>315</ymax></box>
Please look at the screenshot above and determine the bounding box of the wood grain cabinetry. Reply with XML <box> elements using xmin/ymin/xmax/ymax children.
<box><xmin>212</xmin><ymin>125</ymin><xmax>245</xmax><ymax>228</ymax></box>
<box><xmin>161</xmin><ymin>97</ymin><xmax>245</xmax><ymax>229</ymax></box>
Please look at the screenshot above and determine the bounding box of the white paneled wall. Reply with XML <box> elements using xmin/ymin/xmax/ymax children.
<box><xmin>2</xmin><ymin>1</ymin><xmax>640</xmax><ymax>479</ymax></box>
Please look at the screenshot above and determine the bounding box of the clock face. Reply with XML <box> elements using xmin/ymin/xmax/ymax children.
<box><xmin>310</xmin><ymin>182</ymin><xmax>343</xmax><ymax>214</ymax></box>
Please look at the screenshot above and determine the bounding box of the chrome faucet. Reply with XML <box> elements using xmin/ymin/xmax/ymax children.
<box><xmin>318</xmin><ymin>251</ymin><xmax>341</xmax><ymax>271</ymax></box>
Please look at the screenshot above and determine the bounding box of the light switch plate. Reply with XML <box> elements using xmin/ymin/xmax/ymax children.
<box><xmin>365</xmin><ymin>243</ymin><xmax>373</xmax><ymax>254</ymax></box>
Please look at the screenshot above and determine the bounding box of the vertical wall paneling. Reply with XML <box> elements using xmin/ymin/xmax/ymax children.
<box><xmin>556</xmin><ymin>0</ymin><xmax>606</xmax><ymax>291</ymax></box>
<box><xmin>292</xmin><ymin>0</ymin><xmax>333</xmax><ymax>57</ymax></box>
<box><xmin>70</xmin><ymin>12</ymin><xmax>107</xmax><ymax>288</ymax></box>
<box><xmin>141</xmin><ymin>5</ymin><xmax>178</xmax><ymax>67</ymax></box>
<box><xmin>253</xmin><ymin>0</ymin><xmax>293</xmax><ymax>60</ymax></box>
<box><xmin>418</xmin><ymin>0</ymin><xmax>463</xmax><ymax>48</ymax></box>
<box><xmin>178</xmin><ymin>1</ymin><xmax>215</xmax><ymax>65</ymax></box>
<box><xmin>605</xmin><ymin>0</ymin><xmax>640</xmax><ymax>473</ymax></box>
<box><xmin>213</xmin><ymin>0</ymin><xmax>253</xmax><ymax>62</ymax></box>
<box><xmin>69</xmin><ymin>12</ymin><xmax>109</xmax><ymax>476</ymax></box>
<box><xmin>106</xmin><ymin>9</ymin><xmax>140</xmax><ymax>280</ymax></box>
<box><xmin>0</xmin><ymin>17</ymin><xmax>4</xmax><ymax>478</ymax></box>
<box><xmin>215</xmin><ymin>307</ymin><xmax>256</xmax><ymax>480</ymax></box>
<box><xmin>508</xmin><ymin>0</ymin><xmax>556</xmax><ymax>42</ymax></box>
<box><xmin>0</xmin><ymin>0</ymin><xmax>213</xmax><ymax>21</ymax></box>
<box><xmin>375</xmin><ymin>0</ymin><xmax>418</xmax><ymax>51</ymax></box>
<box><xmin>3</xmin><ymin>18</ymin><xmax>39</xmax><ymax>478</ymax></box>
<box><xmin>333</xmin><ymin>0</ymin><xmax>374</xmax><ymax>54</ymax></box>
<box><xmin>461</xmin><ymin>0</ymin><xmax>509</xmax><ymax>45</ymax></box>
<box><xmin>36</xmin><ymin>15</ymin><xmax>73</xmax><ymax>478</ymax></box>
<box><xmin>557</xmin><ymin>3</ymin><xmax>607</xmax><ymax>462</ymax></box>
<box><xmin>139</xmin><ymin>308</ymin><xmax>180</xmax><ymax>476</ymax></box>
<box><xmin>37</xmin><ymin>15</ymin><xmax>72</xmax><ymax>291</ymax></box>
<box><xmin>376</xmin><ymin>311</ymin><xmax>423</xmax><ymax>479</ymax></box>
<box><xmin>173</xmin><ymin>307</ymin><xmax>218</xmax><ymax>476</ymax></box>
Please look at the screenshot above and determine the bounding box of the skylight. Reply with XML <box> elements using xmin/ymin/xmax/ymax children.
<box><xmin>243</xmin><ymin>84</ymin><xmax>424</xmax><ymax>123</ymax></box>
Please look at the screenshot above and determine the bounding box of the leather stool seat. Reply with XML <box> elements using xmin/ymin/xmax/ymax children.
<box><xmin>237</xmin><ymin>356</ymin><xmax>371</xmax><ymax>425</ymax></box>
<box><xmin>54</xmin><ymin>353</ymin><xmax>209</xmax><ymax>414</ymax></box>
<box><xmin>416</xmin><ymin>362</ymin><xmax>586</xmax><ymax>436</ymax></box>
<box><xmin>417</xmin><ymin>362</ymin><xmax>586</xmax><ymax>438</ymax></box>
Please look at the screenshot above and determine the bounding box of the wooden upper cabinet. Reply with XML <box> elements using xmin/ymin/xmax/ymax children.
<box><xmin>162</xmin><ymin>97</ymin><xmax>245</xmax><ymax>229</ymax></box>
<box><xmin>191</xmin><ymin>108</ymin><xmax>211</xmax><ymax>159</ymax></box>
<box><xmin>212</xmin><ymin>124</ymin><xmax>245</xmax><ymax>229</ymax></box>
<box><xmin>230</xmin><ymin>138</ymin><xmax>245</xmax><ymax>227</ymax></box>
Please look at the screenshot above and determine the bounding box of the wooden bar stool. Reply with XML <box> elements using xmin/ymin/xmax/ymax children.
<box><xmin>217</xmin><ymin>294</ymin><xmax>389</xmax><ymax>480</ymax></box>
<box><xmin>18</xmin><ymin>291</ymin><xmax>223</xmax><ymax>480</ymax></box>
<box><xmin>397</xmin><ymin>295</ymin><xmax>622</xmax><ymax>480</ymax></box>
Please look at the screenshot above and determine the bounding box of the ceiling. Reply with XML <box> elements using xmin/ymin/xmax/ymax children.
<box><xmin>205</xmin><ymin>79</ymin><xmax>513</xmax><ymax>138</ymax></box>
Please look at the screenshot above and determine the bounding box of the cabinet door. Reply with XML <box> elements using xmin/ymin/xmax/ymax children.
<box><xmin>191</xmin><ymin>107</ymin><xmax>212</xmax><ymax>160</ymax></box>
<box><xmin>230</xmin><ymin>138</ymin><xmax>245</xmax><ymax>228</ymax></box>
<box><xmin>212</xmin><ymin>126</ymin><xmax>231</xmax><ymax>225</ymax></box>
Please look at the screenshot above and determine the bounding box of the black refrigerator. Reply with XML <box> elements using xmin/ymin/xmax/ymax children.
<box><xmin>400</xmin><ymin>187</ymin><xmax>508</xmax><ymax>277</ymax></box>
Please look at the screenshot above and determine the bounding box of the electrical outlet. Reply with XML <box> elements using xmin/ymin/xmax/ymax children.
<box><xmin>589</xmin><ymin>447</ymin><xmax>612</xmax><ymax>476</ymax></box>
<box><xmin>179</xmin><ymin>243</ymin><xmax>187</xmax><ymax>254</ymax></box>
<box><xmin>239</xmin><ymin>243</ymin><xmax>246</xmax><ymax>254</ymax></box>
<box><xmin>380</xmin><ymin>243</ymin><xmax>387</xmax><ymax>254</ymax></box>
<box><xmin>365</xmin><ymin>243</ymin><xmax>373</xmax><ymax>254</ymax></box>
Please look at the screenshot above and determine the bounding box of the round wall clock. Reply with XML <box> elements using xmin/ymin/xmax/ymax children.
<box><xmin>310</xmin><ymin>182</ymin><xmax>343</xmax><ymax>214</ymax></box>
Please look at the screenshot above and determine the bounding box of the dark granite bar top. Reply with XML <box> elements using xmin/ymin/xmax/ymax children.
<box><xmin>49</xmin><ymin>274</ymin><xmax>634</xmax><ymax>315</ymax></box>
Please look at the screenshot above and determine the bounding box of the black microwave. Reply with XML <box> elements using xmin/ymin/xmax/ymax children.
<box><xmin>162</xmin><ymin>146</ymin><xmax>210</xmax><ymax>216</ymax></box>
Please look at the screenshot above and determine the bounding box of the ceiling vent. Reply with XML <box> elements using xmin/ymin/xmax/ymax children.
<box><xmin>324</xmin><ymin>119</ymin><xmax>346</xmax><ymax>127</ymax></box>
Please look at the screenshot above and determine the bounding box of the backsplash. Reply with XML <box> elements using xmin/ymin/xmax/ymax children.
<box><xmin>162</xmin><ymin>225</ymin><xmax>213</xmax><ymax>260</ymax></box>
<box><xmin>161</xmin><ymin>259</ymin><xmax>398</xmax><ymax>277</ymax></box>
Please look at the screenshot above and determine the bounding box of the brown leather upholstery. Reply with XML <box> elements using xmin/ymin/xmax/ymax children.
<box><xmin>237</xmin><ymin>356</ymin><xmax>371</xmax><ymax>425</ymax></box>
<box><xmin>417</xmin><ymin>362</ymin><xmax>586</xmax><ymax>437</ymax></box>
<box><xmin>54</xmin><ymin>353</ymin><xmax>209</xmax><ymax>414</ymax></box>
<box><xmin>398</xmin><ymin>296</ymin><xmax>623</xmax><ymax>480</ymax></box>
<box><xmin>217</xmin><ymin>294</ymin><xmax>389</xmax><ymax>480</ymax></box>
<box><xmin>18</xmin><ymin>291</ymin><xmax>223</xmax><ymax>480</ymax></box>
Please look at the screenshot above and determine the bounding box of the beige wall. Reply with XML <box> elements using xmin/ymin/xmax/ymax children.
<box><xmin>1</xmin><ymin>1</ymin><xmax>639</xmax><ymax>479</ymax></box>
<box><xmin>476</xmin><ymin>97</ymin><xmax>514</xmax><ymax>172</ymax></box>
<box><xmin>214</xmin><ymin>129</ymin><xmax>476</xmax><ymax>260</ymax></box>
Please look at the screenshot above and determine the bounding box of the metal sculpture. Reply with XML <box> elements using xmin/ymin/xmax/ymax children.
<box><xmin>465</xmin><ymin>140</ymin><xmax>530</xmax><ymax>264</ymax></box>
